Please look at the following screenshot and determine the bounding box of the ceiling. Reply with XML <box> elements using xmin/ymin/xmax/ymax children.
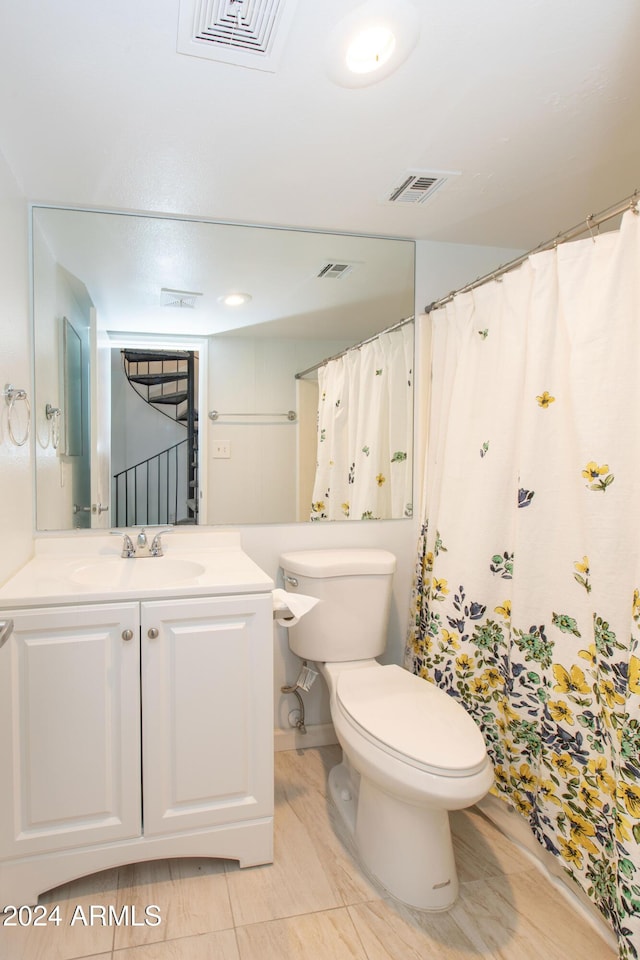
<box><xmin>1</xmin><ymin>0</ymin><xmax>639</xmax><ymax>252</ymax></box>
<box><xmin>32</xmin><ymin>206</ymin><xmax>415</xmax><ymax>340</ymax></box>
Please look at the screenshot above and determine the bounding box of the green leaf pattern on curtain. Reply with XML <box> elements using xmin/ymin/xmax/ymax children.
<box><xmin>405</xmin><ymin>211</ymin><xmax>640</xmax><ymax>959</ymax></box>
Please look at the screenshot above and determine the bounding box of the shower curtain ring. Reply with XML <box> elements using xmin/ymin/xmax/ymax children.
<box><xmin>586</xmin><ymin>214</ymin><xmax>597</xmax><ymax>243</ymax></box>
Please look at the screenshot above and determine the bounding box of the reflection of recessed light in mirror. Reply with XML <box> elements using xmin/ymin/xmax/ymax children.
<box><xmin>219</xmin><ymin>293</ymin><xmax>252</xmax><ymax>306</ymax></box>
<box><xmin>346</xmin><ymin>25</ymin><xmax>396</xmax><ymax>74</ymax></box>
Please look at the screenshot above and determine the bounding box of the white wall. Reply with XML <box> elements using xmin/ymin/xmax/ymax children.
<box><xmin>206</xmin><ymin>336</ymin><xmax>352</xmax><ymax>524</ymax></box>
<box><xmin>0</xmin><ymin>150</ymin><xmax>33</xmax><ymax>583</ymax></box>
<box><xmin>415</xmin><ymin>238</ymin><xmax>524</xmax><ymax>314</ymax></box>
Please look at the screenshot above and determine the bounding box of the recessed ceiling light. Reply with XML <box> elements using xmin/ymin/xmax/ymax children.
<box><xmin>327</xmin><ymin>0</ymin><xmax>420</xmax><ymax>88</ymax></box>
<box><xmin>346</xmin><ymin>24</ymin><xmax>396</xmax><ymax>75</ymax></box>
<box><xmin>219</xmin><ymin>292</ymin><xmax>252</xmax><ymax>307</ymax></box>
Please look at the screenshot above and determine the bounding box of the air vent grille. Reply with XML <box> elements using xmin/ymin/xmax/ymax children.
<box><xmin>177</xmin><ymin>0</ymin><xmax>298</xmax><ymax>71</ymax></box>
<box><xmin>317</xmin><ymin>262</ymin><xmax>354</xmax><ymax>280</ymax></box>
<box><xmin>161</xmin><ymin>288</ymin><xmax>203</xmax><ymax>309</ymax></box>
<box><xmin>385</xmin><ymin>169</ymin><xmax>460</xmax><ymax>205</ymax></box>
<box><xmin>195</xmin><ymin>0</ymin><xmax>279</xmax><ymax>54</ymax></box>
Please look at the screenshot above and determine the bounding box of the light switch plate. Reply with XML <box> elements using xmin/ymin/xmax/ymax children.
<box><xmin>213</xmin><ymin>441</ymin><xmax>231</xmax><ymax>459</ymax></box>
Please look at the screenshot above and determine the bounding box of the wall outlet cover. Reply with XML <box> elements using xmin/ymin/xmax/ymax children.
<box><xmin>213</xmin><ymin>442</ymin><xmax>231</xmax><ymax>459</ymax></box>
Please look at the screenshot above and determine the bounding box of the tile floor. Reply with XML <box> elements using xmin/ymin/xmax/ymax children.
<box><xmin>0</xmin><ymin>745</ymin><xmax>617</xmax><ymax>960</ymax></box>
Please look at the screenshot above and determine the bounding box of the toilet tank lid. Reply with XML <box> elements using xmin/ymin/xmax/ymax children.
<box><xmin>280</xmin><ymin>548</ymin><xmax>396</xmax><ymax>578</ymax></box>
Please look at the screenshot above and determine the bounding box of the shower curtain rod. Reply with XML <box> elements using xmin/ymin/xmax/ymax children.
<box><xmin>424</xmin><ymin>189</ymin><xmax>640</xmax><ymax>314</ymax></box>
<box><xmin>295</xmin><ymin>314</ymin><xmax>415</xmax><ymax>379</ymax></box>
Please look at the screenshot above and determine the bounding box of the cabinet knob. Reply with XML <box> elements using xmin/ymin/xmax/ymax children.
<box><xmin>121</xmin><ymin>629</ymin><xmax>133</xmax><ymax>642</ymax></box>
<box><xmin>147</xmin><ymin>627</ymin><xmax>159</xmax><ymax>639</ymax></box>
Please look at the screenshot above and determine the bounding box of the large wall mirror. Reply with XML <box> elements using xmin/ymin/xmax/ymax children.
<box><xmin>31</xmin><ymin>206</ymin><xmax>415</xmax><ymax>531</ymax></box>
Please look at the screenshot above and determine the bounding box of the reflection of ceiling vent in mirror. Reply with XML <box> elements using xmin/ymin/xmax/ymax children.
<box><xmin>385</xmin><ymin>169</ymin><xmax>460</xmax><ymax>205</ymax></box>
<box><xmin>161</xmin><ymin>288</ymin><xmax>203</xmax><ymax>308</ymax></box>
<box><xmin>177</xmin><ymin>0</ymin><xmax>299</xmax><ymax>72</ymax></box>
<box><xmin>317</xmin><ymin>262</ymin><xmax>355</xmax><ymax>280</ymax></box>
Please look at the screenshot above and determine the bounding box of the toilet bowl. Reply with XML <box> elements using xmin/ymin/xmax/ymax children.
<box><xmin>323</xmin><ymin>659</ymin><xmax>493</xmax><ymax>908</ymax></box>
<box><xmin>280</xmin><ymin>548</ymin><xmax>494</xmax><ymax>911</ymax></box>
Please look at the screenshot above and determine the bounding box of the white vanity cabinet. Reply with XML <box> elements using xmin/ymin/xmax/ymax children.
<box><xmin>141</xmin><ymin>595</ymin><xmax>273</xmax><ymax>836</ymax></box>
<box><xmin>0</xmin><ymin>602</ymin><xmax>142</xmax><ymax>862</ymax></box>
<box><xmin>0</xmin><ymin>590</ymin><xmax>273</xmax><ymax>906</ymax></box>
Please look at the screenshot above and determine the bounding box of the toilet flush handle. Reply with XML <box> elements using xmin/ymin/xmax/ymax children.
<box><xmin>284</xmin><ymin>575</ymin><xmax>298</xmax><ymax>588</ymax></box>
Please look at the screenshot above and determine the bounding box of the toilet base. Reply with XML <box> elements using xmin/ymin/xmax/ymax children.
<box><xmin>328</xmin><ymin>761</ymin><xmax>459</xmax><ymax>911</ymax></box>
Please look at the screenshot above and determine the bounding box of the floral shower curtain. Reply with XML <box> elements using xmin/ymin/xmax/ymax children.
<box><xmin>405</xmin><ymin>210</ymin><xmax>640</xmax><ymax>958</ymax></box>
<box><xmin>310</xmin><ymin>323</ymin><xmax>413</xmax><ymax>520</ymax></box>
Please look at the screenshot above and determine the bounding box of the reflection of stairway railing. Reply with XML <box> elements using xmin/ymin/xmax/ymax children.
<box><xmin>113</xmin><ymin>438</ymin><xmax>192</xmax><ymax>527</ymax></box>
<box><xmin>120</xmin><ymin>349</ymin><xmax>198</xmax><ymax>524</ymax></box>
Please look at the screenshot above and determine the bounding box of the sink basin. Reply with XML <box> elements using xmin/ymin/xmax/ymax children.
<box><xmin>70</xmin><ymin>557</ymin><xmax>206</xmax><ymax>590</ymax></box>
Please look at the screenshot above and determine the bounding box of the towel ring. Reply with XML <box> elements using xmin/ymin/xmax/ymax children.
<box><xmin>4</xmin><ymin>384</ymin><xmax>31</xmax><ymax>447</ymax></box>
<box><xmin>45</xmin><ymin>402</ymin><xmax>62</xmax><ymax>450</ymax></box>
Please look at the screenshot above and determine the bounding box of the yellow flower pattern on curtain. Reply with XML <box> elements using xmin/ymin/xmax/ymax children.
<box><xmin>406</xmin><ymin>211</ymin><xmax>640</xmax><ymax>959</ymax></box>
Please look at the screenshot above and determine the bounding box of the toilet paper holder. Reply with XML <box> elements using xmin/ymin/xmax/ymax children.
<box><xmin>272</xmin><ymin>587</ymin><xmax>319</xmax><ymax>626</ymax></box>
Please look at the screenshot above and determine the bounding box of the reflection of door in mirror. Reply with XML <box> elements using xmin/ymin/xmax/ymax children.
<box><xmin>90</xmin><ymin>308</ymin><xmax>111</xmax><ymax>529</ymax></box>
<box><xmin>33</xmin><ymin>222</ymin><xmax>94</xmax><ymax>530</ymax></box>
<box><xmin>62</xmin><ymin>317</ymin><xmax>82</xmax><ymax>456</ymax></box>
<box><xmin>61</xmin><ymin>316</ymin><xmax>91</xmax><ymax>528</ymax></box>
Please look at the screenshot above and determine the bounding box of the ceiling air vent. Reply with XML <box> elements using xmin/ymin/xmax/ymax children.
<box><xmin>385</xmin><ymin>169</ymin><xmax>460</xmax><ymax>205</ymax></box>
<box><xmin>177</xmin><ymin>0</ymin><xmax>299</xmax><ymax>72</ymax></box>
<box><xmin>161</xmin><ymin>288</ymin><xmax>203</xmax><ymax>309</ymax></box>
<box><xmin>317</xmin><ymin>262</ymin><xmax>355</xmax><ymax>280</ymax></box>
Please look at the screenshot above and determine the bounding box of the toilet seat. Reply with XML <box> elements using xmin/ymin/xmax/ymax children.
<box><xmin>336</xmin><ymin>664</ymin><xmax>488</xmax><ymax>778</ymax></box>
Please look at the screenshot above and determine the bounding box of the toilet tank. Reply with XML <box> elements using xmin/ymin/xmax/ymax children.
<box><xmin>280</xmin><ymin>548</ymin><xmax>396</xmax><ymax>663</ymax></box>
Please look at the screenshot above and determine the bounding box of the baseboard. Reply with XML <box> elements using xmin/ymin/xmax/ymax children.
<box><xmin>274</xmin><ymin>722</ymin><xmax>338</xmax><ymax>752</ymax></box>
<box><xmin>477</xmin><ymin>794</ymin><xmax>616</xmax><ymax>951</ymax></box>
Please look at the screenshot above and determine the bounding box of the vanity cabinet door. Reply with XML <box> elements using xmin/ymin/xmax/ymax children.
<box><xmin>141</xmin><ymin>594</ymin><xmax>273</xmax><ymax>837</ymax></box>
<box><xmin>0</xmin><ymin>603</ymin><xmax>141</xmax><ymax>859</ymax></box>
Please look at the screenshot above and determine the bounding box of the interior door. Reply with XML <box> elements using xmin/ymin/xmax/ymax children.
<box><xmin>90</xmin><ymin>307</ymin><xmax>112</xmax><ymax>527</ymax></box>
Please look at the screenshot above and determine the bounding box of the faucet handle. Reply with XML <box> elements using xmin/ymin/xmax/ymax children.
<box><xmin>110</xmin><ymin>529</ymin><xmax>136</xmax><ymax>558</ymax></box>
<box><xmin>150</xmin><ymin>528</ymin><xmax>173</xmax><ymax>556</ymax></box>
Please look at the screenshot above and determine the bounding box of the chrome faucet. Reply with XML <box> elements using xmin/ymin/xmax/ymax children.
<box><xmin>136</xmin><ymin>528</ymin><xmax>150</xmax><ymax>556</ymax></box>
<box><xmin>116</xmin><ymin>532</ymin><xmax>136</xmax><ymax>558</ymax></box>
<box><xmin>133</xmin><ymin>527</ymin><xmax>171</xmax><ymax>558</ymax></box>
<box><xmin>111</xmin><ymin>527</ymin><xmax>172</xmax><ymax>558</ymax></box>
<box><xmin>150</xmin><ymin>529</ymin><xmax>171</xmax><ymax>557</ymax></box>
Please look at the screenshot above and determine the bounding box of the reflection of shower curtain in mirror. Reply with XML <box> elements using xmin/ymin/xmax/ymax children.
<box><xmin>406</xmin><ymin>210</ymin><xmax>640</xmax><ymax>959</ymax></box>
<box><xmin>310</xmin><ymin>324</ymin><xmax>413</xmax><ymax>521</ymax></box>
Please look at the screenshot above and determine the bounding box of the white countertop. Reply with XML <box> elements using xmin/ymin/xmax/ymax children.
<box><xmin>0</xmin><ymin>530</ymin><xmax>274</xmax><ymax>609</ymax></box>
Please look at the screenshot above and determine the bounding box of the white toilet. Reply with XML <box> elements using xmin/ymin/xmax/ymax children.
<box><xmin>280</xmin><ymin>547</ymin><xmax>494</xmax><ymax>911</ymax></box>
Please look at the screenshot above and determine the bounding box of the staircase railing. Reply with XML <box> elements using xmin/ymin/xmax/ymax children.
<box><xmin>120</xmin><ymin>349</ymin><xmax>199</xmax><ymax>524</ymax></box>
<box><xmin>113</xmin><ymin>438</ymin><xmax>194</xmax><ymax>527</ymax></box>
